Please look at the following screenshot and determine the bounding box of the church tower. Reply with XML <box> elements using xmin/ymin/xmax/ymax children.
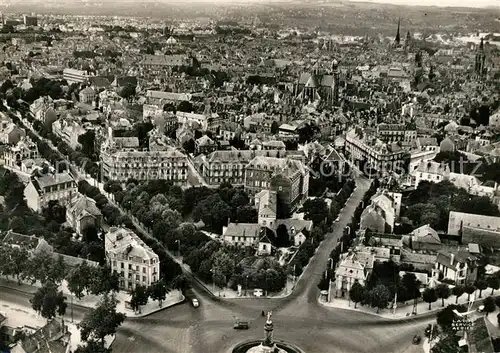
<box><xmin>475</xmin><ymin>38</ymin><xmax>486</xmax><ymax>78</ymax></box>
<box><xmin>332</xmin><ymin>59</ymin><xmax>340</xmax><ymax>106</ymax></box>
<box><xmin>405</xmin><ymin>30</ymin><xmax>412</xmax><ymax>52</ymax></box>
<box><xmin>394</xmin><ymin>18</ymin><xmax>401</xmax><ymax>46</ymax></box>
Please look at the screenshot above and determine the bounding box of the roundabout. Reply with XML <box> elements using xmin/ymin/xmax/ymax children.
<box><xmin>111</xmin><ymin>177</ymin><xmax>434</xmax><ymax>353</ymax></box>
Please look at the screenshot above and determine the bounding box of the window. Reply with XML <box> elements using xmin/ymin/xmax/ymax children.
<box><xmin>121</xmin><ymin>262</ymin><xmax>124</xmax><ymax>269</ymax></box>
<box><xmin>143</xmin><ymin>276</ymin><xmax>146</xmax><ymax>282</ymax></box>
<box><xmin>136</xmin><ymin>275</ymin><xmax>140</xmax><ymax>281</ymax></box>
<box><xmin>136</xmin><ymin>265</ymin><xmax>139</xmax><ymax>271</ymax></box>
<box><xmin>128</xmin><ymin>264</ymin><xmax>132</xmax><ymax>270</ymax></box>
<box><xmin>143</xmin><ymin>267</ymin><xmax>146</xmax><ymax>273</ymax></box>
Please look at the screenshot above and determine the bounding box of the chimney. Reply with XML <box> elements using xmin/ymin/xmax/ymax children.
<box><xmin>450</xmin><ymin>253</ymin><xmax>454</xmax><ymax>265</ymax></box>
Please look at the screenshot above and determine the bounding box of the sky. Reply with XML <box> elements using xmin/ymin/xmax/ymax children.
<box><xmin>347</xmin><ymin>0</ymin><xmax>499</xmax><ymax>8</ymax></box>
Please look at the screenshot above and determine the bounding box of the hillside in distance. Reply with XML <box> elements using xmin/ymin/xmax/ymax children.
<box><xmin>3</xmin><ymin>0</ymin><xmax>498</xmax><ymax>34</ymax></box>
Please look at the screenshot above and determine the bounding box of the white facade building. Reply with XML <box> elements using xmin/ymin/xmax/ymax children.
<box><xmin>105</xmin><ymin>227</ymin><xmax>160</xmax><ymax>291</ymax></box>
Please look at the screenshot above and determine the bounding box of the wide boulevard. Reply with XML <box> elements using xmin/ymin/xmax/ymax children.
<box><xmin>0</xmin><ymin>175</ymin><xmax>434</xmax><ymax>353</ymax></box>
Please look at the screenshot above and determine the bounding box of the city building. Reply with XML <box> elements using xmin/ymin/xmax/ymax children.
<box><xmin>335</xmin><ymin>253</ymin><xmax>370</xmax><ymax>297</ymax></box>
<box><xmin>52</xmin><ymin>119</ymin><xmax>86</xmax><ymax>150</ymax></box>
<box><xmin>244</xmin><ymin>156</ymin><xmax>309</xmax><ymax>209</ymax></box>
<box><xmin>66</xmin><ymin>194</ymin><xmax>103</xmax><ymax>235</ymax></box>
<box><xmin>255</xmin><ymin>190</ymin><xmax>277</xmax><ymax>228</ymax></box>
<box><xmin>295</xmin><ymin>60</ymin><xmax>340</xmax><ymax>106</ymax></box>
<box><xmin>100</xmin><ymin>133</ymin><xmax>188</xmax><ymax>183</ymax></box>
<box><xmin>2</xmin><ymin>136</ymin><xmax>38</xmax><ymax>168</ymax></box>
<box><xmin>23</xmin><ymin>14</ymin><xmax>38</xmax><ymax>26</ymax></box>
<box><xmin>431</xmin><ymin>251</ymin><xmax>478</xmax><ymax>285</ymax></box>
<box><xmin>105</xmin><ymin>227</ymin><xmax>160</xmax><ymax>291</ymax></box>
<box><xmin>195</xmin><ymin>149</ymin><xmax>289</xmax><ymax>186</ymax></box>
<box><xmin>63</xmin><ymin>68</ymin><xmax>89</xmax><ymax>84</ymax></box>
<box><xmin>345</xmin><ymin>127</ymin><xmax>407</xmax><ymax>173</ymax></box>
<box><xmin>79</xmin><ymin>87</ymin><xmax>96</xmax><ymax>104</ymax></box>
<box><xmin>222</xmin><ymin>223</ymin><xmax>262</xmax><ymax>247</ymax></box>
<box><xmin>24</xmin><ymin>172</ymin><xmax>77</xmax><ymax>212</ymax></box>
<box><xmin>0</xmin><ymin>119</ymin><xmax>25</xmax><ymax>145</ymax></box>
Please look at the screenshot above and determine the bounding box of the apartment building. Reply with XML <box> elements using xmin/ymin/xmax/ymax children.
<box><xmin>345</xmin><ymin>127</ymin><xmax>407</xmax><ymax>172</ymax></box>
<box><xmin>2</xmin><ymin>136</ymin><xmax>38</xmax><ymax>168</ymax></box>
<box><xmin>100</xmin><ymin>134</ymin><xmax>188</xmax><ymax>183</ymax></box>
<box><xmin>377</xmin><ymin>124</ymin><xmax>417</xmax><ymax>143</ymax></box>
<box><xmin>24</xmin><ymin>172</ymin><xmax>77</xmax><ymax>212</ymax></box>
<box><xmin>244</xmin><ymin>156</ymin><xmax>309</xmax><ymax>208</ymax></box>
<box><xmin>105</xmin><ymin>227</ymin><xmax>160</xmax><ymax>291</ymax></box>
<box><xmin>195</xmin><ymin>149</ymin><xmax>289</xmax><ymax>186</ymax></box>
<box><xmin>52</xmin><ymin>119</ymin><xmax>86</xmax><ymax>150</ymax></box>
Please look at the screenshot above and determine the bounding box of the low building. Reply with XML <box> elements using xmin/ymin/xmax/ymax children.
<box><xmin>335</xmin><ymin>252</ymin><xmax>370</xmax><ymax>297</ymax></box>
<box><xmin>63</xmin><ymin>68</ymin><xmax>89</xmax><ymax>84</ymax></box>
<box><xmin>255</xmin><ymin>190</ymin><xmax>277</xmax><ymax>228</ymax></box>
<box><xmin>0</xmin><ymin>120</ymin><xmax>25</xmax><ymax>145</ymax></box>
<box><xmin>79</xmin><ymin>87</ymin><xmax>96</xmax><ymax>104</ymax></box>
<box><xmin>2</xmin><ymin>136</ymin><xmax>38</xmax><ymax>168</ymax></box>
<box><xmin>222</xmin><ymin>223</ymin><xmax>261</xmax><ymax>247</ymax></box>
<box><xmin>448</xmin><ymin>211</ymin><xmax>500</xmax><ymax>248</ymax></box>
<box><xmin>9</xmin><ymin>318</ymin><xmax>71</xmax><ymax>353</ymax></box>
<box><xmin>431</xmin><ymin>250</ymin><xmax>478</xmax><ymax>285</ymax></box>
<box><xmin>52</xmin><ymin>119</ymin><xmax>86</xmax><ymax>150</ymax></box>
<box><xmin>105</xmin><ymin>227</ymin><xmax>160</xmax><ymax>291</ymax></box>
<box><xmin>195</xmin><ymin>135</ymin><xmax>217</xmax><ymax>155</ymax></box>
<box><xmin>408</xmin><ymin>224</ymin><xmax>442</xmax><ymax>252</ymax></box>
<box><xmin>66</xmin><ymin>194</ymin><xmax>103</xmax><ymax>235</ymax></box>
<box><xmin>23</xmin><ymin>172</ymin><xmax>77</xmax><ymax>212</ymax></box>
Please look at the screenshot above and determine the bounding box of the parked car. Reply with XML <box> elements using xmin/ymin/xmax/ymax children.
<box><xmin>234</xmin><ymin>321</ymin><xmax>249</xmax><ymax>330</ymax></box>
<box><xmin>477</xmin><ymin>305</ymin><xmax>484</xmax><ymax>312</ymax></box>
<box><xmin>412</xmin><ymin>335</ymin><xmax>421</xmax><ymax>345</ymax></box>
<box><xmin>191</xmin><ymin>298</ymin><xmax>199</xmax><ymax>308</ymax></box>
<box><xmin>335</xmin><ymin>217</ymin><xmax>340</xmax><ymax>222</ymax></box>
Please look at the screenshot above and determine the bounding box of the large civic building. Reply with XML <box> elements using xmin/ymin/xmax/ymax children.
<box><xmin>100</xmin><ymin>129</ymin><xmax>188</xmax><ymax>183</ymax></box>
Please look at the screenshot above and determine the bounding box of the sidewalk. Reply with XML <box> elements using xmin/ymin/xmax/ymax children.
<box><xmin>180</xmin><ymin>263</ymin><xmax>297</xmax><ymax>299</ymax></box>
<box><xmin>319</xmin><ymin>287</ymin><xmax>500</xmax><ymax>320</ymax></box>
<box><xmin>0</xmin><ymin>277</ymin><xmax>184</xmax><ymax>318</ymax></box>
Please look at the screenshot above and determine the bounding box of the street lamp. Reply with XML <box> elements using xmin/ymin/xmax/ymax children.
<box><xmin>175</xmin><ymin>239</ymin><xmax>181</xmax><ymax>257</ymax></box>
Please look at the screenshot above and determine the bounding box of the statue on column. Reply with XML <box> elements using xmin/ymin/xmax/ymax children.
<box><xmin>263</xmin><ymin>311</ymin><xmax>274</xmax><ymax>347</ymax></box>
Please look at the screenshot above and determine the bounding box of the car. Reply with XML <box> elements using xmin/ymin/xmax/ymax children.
<box><xmin>234</xmin><ymin>321</ymin><xmax>249</xmax><ymax>330</ymax></box>
<box><xmin>335</xmin><ymin>217</ymin><xmax>340</xmax><ymax>222</ymax></box>
<box><xmin>191</xmin><ymin>298</ymin><xmax>199</xmax><ymax>307</ymax></box>
<box><xmin>477</xmin><ymin>305</ymin><xmax>484</xmax><ymax>312</ymax></box>
<box><xmin>412</xmin><ymin>335</ymin><xmax>422</xmax><ymax>345</ymax></box>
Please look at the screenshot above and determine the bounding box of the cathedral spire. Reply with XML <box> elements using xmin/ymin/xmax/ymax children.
<box><xmin>395</xmin><ymin>18</ymin><xmax>401</xmax><ymax>45</ymax></box>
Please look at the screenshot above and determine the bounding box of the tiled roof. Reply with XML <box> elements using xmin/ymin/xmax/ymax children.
<box><xmin>223</xmin><ymin>223</ymin><xmax>261</xmax><ymax>238</ymax></box>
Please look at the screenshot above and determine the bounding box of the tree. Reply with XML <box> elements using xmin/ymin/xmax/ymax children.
<box><xmin>119</xmin><ymin>84</ymin><xmax>136</xmax><ymax>101</ymax></box>
<box><xmin>430</xmin><ymin>333</ymin><xmax>459</xmax><ymax>353</ymax></box>
<box><xmin>435</xmin><ymin>283</ymin><xmax>451</xmax><ymax>307</ymax></box>
<box><xmin>475</xmin><ymin>279</ymin><xmax>488</xmax><ymax>298</ymax></box>
<box><xmin>148</xmin><ymin>280</ymin><xmax>170</xmax><ymax>307</ymax></box>
<box><xmin>67</xmin><ymin>262</ymin><xmax>93</xmax><ymax>299</ymax></box>
<box><xmin>488</xmin><ymin>276</ymin><xmax>500</xmax><ymax>295</ymax></box>
<box><xmin>171</xmin><ymin>274</ymin><xmax>190</xmax><ymax>292</ymax></box>
<box><xmin>422</xmin><ymin>288</ymin><xmax>438</xmax><ymax>310</ymax></box>
<box><xmin>368</xmin><ymin>284</ymin><xmax>390</xmax><ymax>313</ymax></box>
<box><xmin>177</xmin><ymin>100</ymin><xmax>193</xmax><ymax>113</ymax></box>
<box><xmin>349</xmin><ymin>281</ymin><xmax>365</xmax><ymax>309</ymax></box>
<box><xmin>464</xmin><ymin>284</ymin><xmax>476</xmax><ymax>301</ymax></box>
<box><xmin>302</xmin><ymin>198</ymin><xmax>330</xmax><ymax>225</ymax></box>
<box><xmin>88</xmin><ymin>266</ymin><xmax>119</xmax><ymax>295</ymax></box>
<box><xmin>30</xmin><ymin>281</ymin><xmax>67</xmax><ymax>321</ymax></box>
<box><xmin>75</xmin><ymin>339</ymin><xmax>111</xmax><ymax>353</ymax></box>
<box><xmin>399</xmin><ymin>272</ymin><xmax>421</xmax><ymax>303</ymax></box>
<box><xmin>79</xmin><ymin>293</ymin><xmax>126</xmax><ymax>346</ymax></box>
<box><xmin>270</xmin><ymin>121</ymin><xmax>279</xmax><ymax>135</ymax></box>
<box><xmin>452</xmin><ymin>285</ymin><xmax>464</xmax><ymax>304</ymax></box>
<box><xmin>78</xmin><ymin>130</ymin><xmax>97</xmax><ymax>159</ymax></box>
<box><xmin>483</xmin><ymin>296</ymin><xmax>496</xmax><ymax>316</ymax></box>
<box><xmin>437</xmin><ymin>304</ymin><xmax>464</xmax><ymax>332</ymax></box>
<box><xmin>130</xmin><ymin>285</ymin><xmax>149</xmax><ymax>313</ymax></box>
